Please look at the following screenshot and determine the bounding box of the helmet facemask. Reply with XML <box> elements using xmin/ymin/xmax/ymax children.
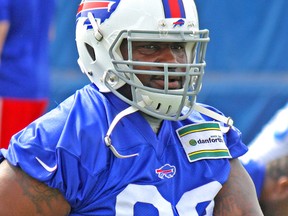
<box><xmin>104</xmin><ymin>29</ymin><xmax>209</xmax><ymax>120</ymax></box>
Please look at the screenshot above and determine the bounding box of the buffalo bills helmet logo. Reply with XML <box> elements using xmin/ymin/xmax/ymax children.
<box><xmin>173</xmin><ymin>19</ymin><xmax>185</xmax><ymax>28</ymax></box>
<box><xmin>155</xmin><ymin>164</ymin><xmax>176</xmax><ymax>179</ymax></box>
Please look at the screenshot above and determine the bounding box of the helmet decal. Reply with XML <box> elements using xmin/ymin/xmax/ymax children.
<box><xmin>162</xmin><ymin>0</ymin><xmax>186</xmax><ymax>18</ymax></box>
<box><xmin>173</xmin><ymin>19</ymin><xmax>185</xmax><ymax>28</ymax></box>
<box><xmin>76</xmin><ymin>0</ymin><xmax>120</xmax><ymax>23</ymax></box>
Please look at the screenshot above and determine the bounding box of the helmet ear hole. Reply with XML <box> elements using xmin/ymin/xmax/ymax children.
<box><xmin>85</xmin><ymin>43</ymin><xmax>96</xmax><ymax>61</ymax></box>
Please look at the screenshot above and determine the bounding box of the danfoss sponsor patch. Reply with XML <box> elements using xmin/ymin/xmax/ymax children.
<box><xmin>176</xmin><ymin>122</ymin><xmax>231</xmax><ymax>162</ymax></box>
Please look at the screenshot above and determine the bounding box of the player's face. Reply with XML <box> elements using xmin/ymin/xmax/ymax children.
<box><xmin>120</xmin><ymin>40</ymin><xmax>188</xmax><ymax>90</ymax></box>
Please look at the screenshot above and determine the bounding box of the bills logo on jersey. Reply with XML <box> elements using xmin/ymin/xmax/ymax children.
<box><xmin>76</xmin><ymin>0</ymin><xmax>120</xmax><ymax>24</ymax></box>
<box><xmin>155</xmin><ymin>164</ymin><xmax>176</xmax><ymax>179</ymax></box>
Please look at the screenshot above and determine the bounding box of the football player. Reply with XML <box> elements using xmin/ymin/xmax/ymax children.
<box><xmin>0</xmin><ymin>0</ymin><xmax>262</xmax><ymax>215</ymax></box>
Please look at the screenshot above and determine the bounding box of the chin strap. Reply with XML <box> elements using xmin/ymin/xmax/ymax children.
<box><xmin>193</xmin><ymin>103</ymin><xmax>233</xmax><ymax>133</ymax></box>
<box><xmin>105</xmin><ymin>101</ymin><xmax>233</xmax><ymax>158</ymax></box>
<box><xmin>104</xmin><ymin>101</ymin><xmax>147</xmax><ymax>158</ymax></box>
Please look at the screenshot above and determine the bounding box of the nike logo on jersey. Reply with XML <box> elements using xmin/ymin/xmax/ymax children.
<box><xmin>35</xmin><ymin>157</ymin><xmax>58</xmax><ymax>172</ymax></box>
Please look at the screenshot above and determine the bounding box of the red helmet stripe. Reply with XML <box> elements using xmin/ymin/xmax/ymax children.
<box><xmin>168</xmin><ymin>0</ymin><xmax>181</xmax><ymax>17</ymax></box>
<box><xmin>77</xmin><ymin>1</ymin><xmax>111</xmax><ymax>14</ymax></box>
<box><xmin>162</xmin><ymin>0</ymin><xmax>185</xmax><ymax>18</ymax></box>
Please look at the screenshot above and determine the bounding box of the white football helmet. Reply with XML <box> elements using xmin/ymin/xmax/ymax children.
<box><xmin>75</xmin><ymin>0</ymin><xmax>209</xmax><ymax>120</ymax></box>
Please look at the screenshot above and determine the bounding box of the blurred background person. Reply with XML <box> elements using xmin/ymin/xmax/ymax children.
<box><xmin>241</xmin><ymin>103</ymin><xmax>288</xmax><ymax>216</ymax></box>
<box><xmin>48</xmin><ymin>0</ymin><xmax>88</xmax><ymax>111</ymax></box>
<box><xmin>0</xmin><ymin>0</ymin><xmax>55</xmax><ymax>148</ymax></box>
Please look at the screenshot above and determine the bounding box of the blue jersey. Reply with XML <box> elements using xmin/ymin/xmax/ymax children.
<box><xmin>0</xmin><ymin>84</ymin><xmax>247</xmax><ymax>215</ymax></box>
<box><xmin>0</xmin><ymin>0</ymin><xmax>55</xmax><ymax>98</ymax></box>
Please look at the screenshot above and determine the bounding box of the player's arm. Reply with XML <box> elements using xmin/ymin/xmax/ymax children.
<box><xmin>0</xmin><ymin>160</ymin><xmax>71</xmax><ymax>215</ymax></box>
<box><xmin>213</xmin><ymin>158</ymin><xmax>263</xmax><ymax>216</ymax></box>
<box><xmin>0</xmin><ymin>20</ymin><xmax>9</xmax><ymax>61</ymax></box>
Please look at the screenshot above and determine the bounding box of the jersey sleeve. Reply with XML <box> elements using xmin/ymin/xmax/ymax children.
<box><xmin>0</xmin><ymin>92</ymin><xmax>92</xmax><ymax>207</ymax></box>
<box><xmin>225</xmin><ymin>125</ymin><xmax>248</xmax><ymax>158</ymax></box>
<box><xmin>0</xmin><ymin>86</ymin><xmax>112</xmax><ymax>209</ymax></box>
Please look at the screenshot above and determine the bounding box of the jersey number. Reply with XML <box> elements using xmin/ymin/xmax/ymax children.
<box><xmin>115</xmin><ymin>182</ymin><xmax>221</xmax><ymax>215</ymax></box>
